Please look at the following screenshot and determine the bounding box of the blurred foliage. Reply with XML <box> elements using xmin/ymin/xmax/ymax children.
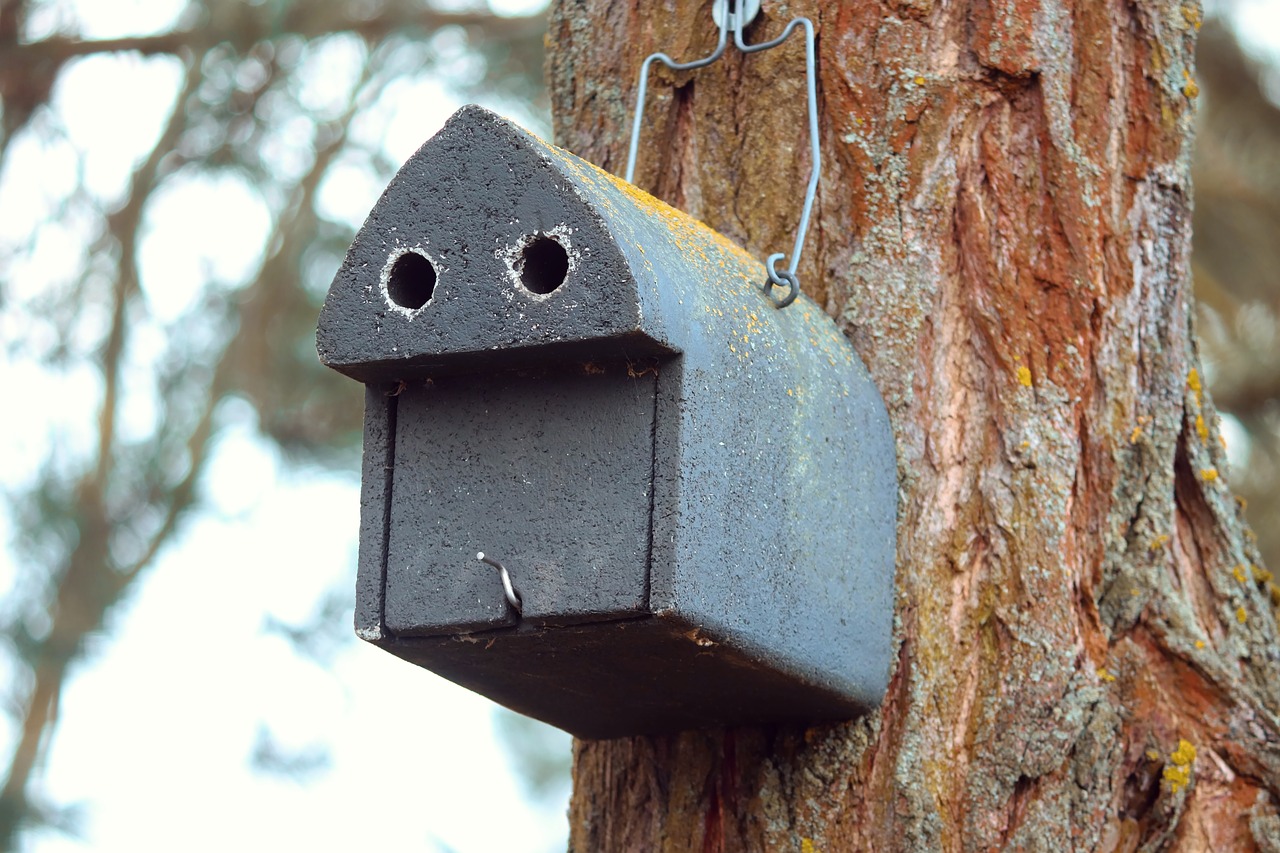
<box><xmin>0</xmin><ymin>0</ymin><xmax>550</xmax><ymax>846</ymax></box>
<box><xmin>493</xmin><ymin>708</ymin><xmax>573</xmax><ymax>805</ymax></box>
<box><xmin>1192</xmin><ymin>18</ymin><xmax>1280</xmax><ymax>571</ymax></box>
<box><xmin>250</xmin><ymin>724</ymin><xmax>333</xmax><ymax>784</ymax></box>
<box><xmin>261</xmin><ymin>586</ymin><xmax>356</xmax><ymax>667</ymax></box>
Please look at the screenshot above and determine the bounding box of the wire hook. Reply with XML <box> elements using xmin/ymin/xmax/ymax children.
<box><xmin>624</xmin><ymin>1</ymin><xmax>820</xmax><ymax>310</ymax></box>
<box><xmin>476</xmin><ymin>552</ymin><xmax>523</xmax><ymax>615</ymax></box>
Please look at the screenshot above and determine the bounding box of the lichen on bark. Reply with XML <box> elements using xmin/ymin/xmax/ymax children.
<box><xmin>548</xmin><ymin>0</ymin><xmax>1280</xmax><ymax>849</ymax></box>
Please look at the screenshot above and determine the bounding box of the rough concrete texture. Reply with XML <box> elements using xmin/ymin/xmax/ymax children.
<box><xmin>317</xmin><ymin>105</ymin><xmax>898</xmax><ymax>738</ymax></box>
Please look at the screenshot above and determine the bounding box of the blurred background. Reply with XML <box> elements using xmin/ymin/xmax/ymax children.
<box><xmin>0</xmin><ymin>0</ymin><xmax>1277</xmax><ymax>850</ymax></box>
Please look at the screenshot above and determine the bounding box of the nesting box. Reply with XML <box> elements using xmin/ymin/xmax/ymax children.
<box><xmin>316</xmin><ymin>105</ymin><xmax>897</xmax><ymax>738</ymax></box>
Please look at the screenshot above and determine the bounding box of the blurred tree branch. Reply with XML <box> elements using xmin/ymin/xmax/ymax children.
<box><xmin>0</xmin><ymin>1</ymin><xmax>548</xmax><ymax>846</ymax></box>
<box><xmin>1191</xmin><ymin>20</ymin><xmax>1280</xmax><ymax>572</ymax></box>
<box><xmin>0</xmin><ymin>1</ymin><xmax>545</xmax><ymax>154</ymax></box>
<box><xmin>1</xmin><ymin>4</ymin><xmax>544</xmax><ymax>62</ymax></box>
<box><xmin>0</xmin><ymin>56</ymin><xmax>206</xmax><ymax>844</ymax></box>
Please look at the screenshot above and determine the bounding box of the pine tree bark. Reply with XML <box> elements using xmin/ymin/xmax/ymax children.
<box><xmin>547</xmin><ymin>1</ymin><xmax>1280</xmax><ymax>850</ymax></box>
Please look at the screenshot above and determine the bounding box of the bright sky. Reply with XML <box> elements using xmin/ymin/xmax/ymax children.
<box><xmin>1225</xmin><ymin>0</ymin><xmax>1280</xmax><ymax>64</ymax></box>
<box><xmin>0</xmin><ymin>1</ymin><xmax>568</xmax><ymax>852</ymax></box>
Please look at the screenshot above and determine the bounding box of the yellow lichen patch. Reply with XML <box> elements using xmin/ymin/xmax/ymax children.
<box><xmin>1016</xmin><ymin>365</ymin><xmax>1033</xmax><ymax>387</ymax></box>
<box><xmin>1183</xmin><ymin>5</ymin><xmax>1203</xmax><ymax>29</ymax></box>
<box><xmin>1163</xmin><ymin>739</ymin><xmax>1197</xmax><ymax>794</ymax></box>
<box><xmin>1182</xmin><ymin>70</ymin><xmax>1200</xmax><ymax>99</ymax></box>
<box><xmin>1163</xmin><ymin>762</ymin><xmax>1191</xmax><ymax>794</ymax></box>
<box><xmin>1149</xmin><ymin>534</ymin><xmax>1170</xmax><ymax>552</ymax></box>
<box><xmin>1236</xmin><ymin>495</ymin><xmax>1249</xmax><ymax>511</ymax></box>
<box><xmin>1233</xmin><ymin>565</ymin><xmax>1248</xmax><ymax>584</ymax></box>
<box><xmin>1200</xmin><ymin>467</ymin><xmax>1218</xmax><ymax>482</ymax></box>
<box><xmin>1130</xmin><ymin>425</ymin><xmax>1143</xmax><ymax>443</ymax></box>
<box><xmin>543</xmin><ymin>140</ymin><xmax>763</xmax><ymax>288</ymax></box>
<box><xmin>1195</xmin><ymin>640</ymin><xmax>1206</xmax><ymax>649</ymax></box>
<box><xmin>1237</xmin><ymin>607</ymin><xmax>1248</xmax><ymax>624</ymax></box>
<box><xmin>610</xmin><ymin>174</ymin><xmax>756</xmax><ymax>266</ymax></box>
<box><xmin>1187</xmin><ymin>368</ymin><xmax>1203</xmax><ymax>405</ymax></box>
<box><xmin>1097</xmin><ymin>668</ymin><xmax>1117</xmax><ymax>683</ymax></box>
<box><xmin>1254</xmin><ymin>566</ymin><xmax>1274</xmax><ymax>584</ymax></box>
<box><xmin>1196</xmin><ymin>414</ymin><xmax>1208</xmax><ymax>442</ymax></box>
<box><xmin>1146</xmin><ymin>749</ymin><xmax>1162</xmax><ymax>762</ymax></box>
<box><xmin>913</xmin><ymin>75</ymin><xmax>926</xmax><ymax>85</ymax></box>
<box><xmin>1171</xmin><ymin>740</ymin><xmax>1197</xmax><ymax>765</ymax></box>
<box><xmin>800</xmin><ymin>839</ymin><xmax>818</xmax><ymax>853</ymax></box>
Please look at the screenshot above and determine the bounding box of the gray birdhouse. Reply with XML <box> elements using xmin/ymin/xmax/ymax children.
<box><xmin>315</xmin><ymin>106</ymin><xmax>897</xmax><ymax>739</ymax></box>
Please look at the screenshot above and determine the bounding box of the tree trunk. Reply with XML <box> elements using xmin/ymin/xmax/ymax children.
<box><xmin>546</xmin><ymin>1</ymin><xmax>1280</xmax><ymax>849</ymax></box>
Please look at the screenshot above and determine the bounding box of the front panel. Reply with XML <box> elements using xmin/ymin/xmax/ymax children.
<box><xmin>383</xmin><ymin>365</ymin><xmax>657</xmax><ymax>636</ymax></box>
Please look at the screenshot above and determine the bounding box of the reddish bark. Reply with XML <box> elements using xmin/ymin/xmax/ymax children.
<box><xmin>548</xmin><ymin>0</ymin><xmax>1280</xmax><ymax>850</ymax></box>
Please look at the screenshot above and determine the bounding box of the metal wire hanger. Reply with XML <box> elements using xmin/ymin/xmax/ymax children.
<box><xmin>624</xmin><ymin>0</ymin><xmax>820</xmax><ymax>309</ymax></box>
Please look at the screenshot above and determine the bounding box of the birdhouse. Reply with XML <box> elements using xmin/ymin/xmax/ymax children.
<box><xmin>315</xmin><ymin>105</ymin><xmax>897</xmax><ymax>739</ymax></box>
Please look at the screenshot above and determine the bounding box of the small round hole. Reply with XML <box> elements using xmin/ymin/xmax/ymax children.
<box><xmin>387</xmin><ymin>251</ymin><xmax>436</xmax><ymax>310</ymax></box>
<box><xmin>518</xmin><ymin>235</ymin><xmax>569</xmax><ymax>295</ymax></box>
